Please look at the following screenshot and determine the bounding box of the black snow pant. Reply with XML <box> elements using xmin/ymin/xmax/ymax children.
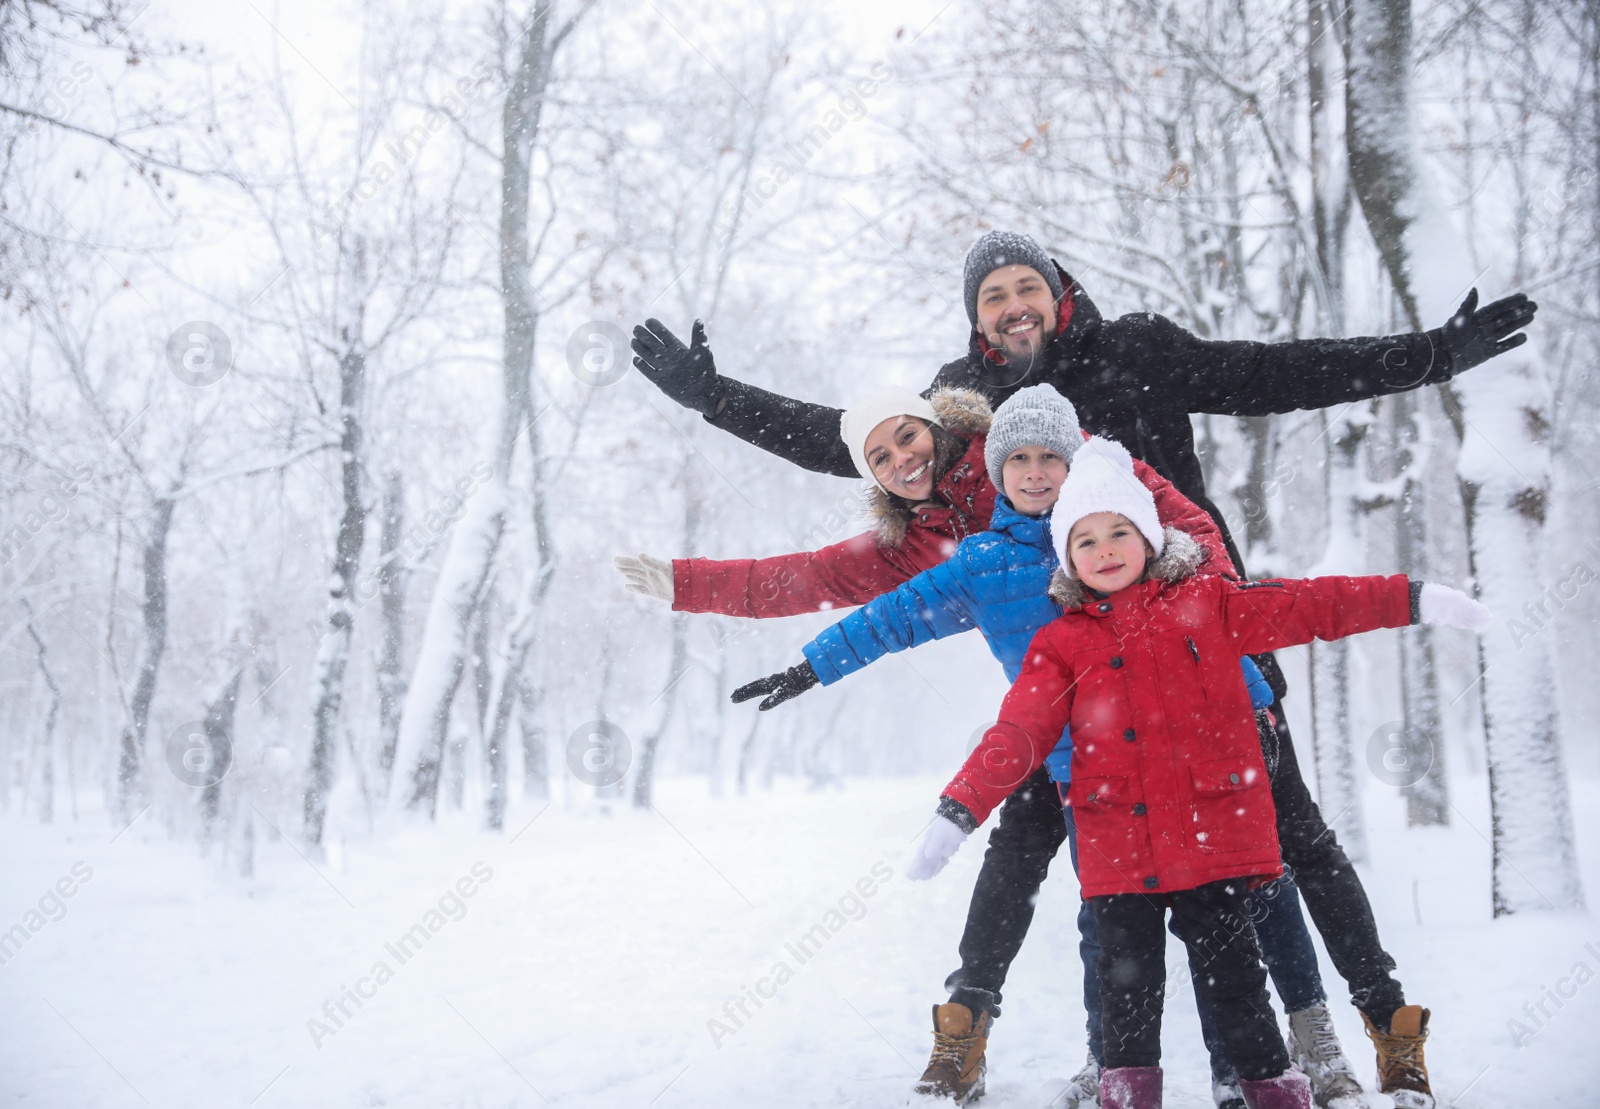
<box><xmin>944</xmin><ymin>685</ymin><xmax>1406</xmax><ymax>1027</ymax></box>
<box><xmin>1093</xmin><ymin>880</ymin><xmax>1290</xmax><ymax>1081</ymax></box>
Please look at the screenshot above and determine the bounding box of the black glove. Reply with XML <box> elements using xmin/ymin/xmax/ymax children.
<box><xmin>630</xmin><ymin>318</ymin><xmax>723</xmax><ymax>417</ymax></box>
<box><xmin>730</xmin><ymin>661</ymin><xmax>820</xmax><ymax>711</ymax></box>
<box><xmin>1435</xmin><ymin>288</ymin><xmax>1537</xmax><ymax>375</ymax></box>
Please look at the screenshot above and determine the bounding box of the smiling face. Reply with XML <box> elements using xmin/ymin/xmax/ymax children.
<box><xmin>863</xmin><ymin>415</ymin><xmax>937</xmax><ymax>501</ymax></box>
<box><xmin>1001</xmin><ymin>445</ymin><xmax>1069</xmax><ymax>516</ymax></box>
<box><xmin>1068</xmin><ymin>512</ymin><xmax>1152</xmax><ymax>594</ymax></box>
<box><xmin>976</xmin><ymin>264</ymin><xmax>1059</xmax><ymax>361</ymax></box>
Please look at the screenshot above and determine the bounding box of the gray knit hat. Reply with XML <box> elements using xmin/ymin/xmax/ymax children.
<box><xmin>984</xmin><ymin>384</ymin><xmax>1083</xmax><ymax>491</ymax></box>
<box><xmin>963</xmin><ymin>231</ymin><xmax>1066</xmax><ymax>326</ymax></box>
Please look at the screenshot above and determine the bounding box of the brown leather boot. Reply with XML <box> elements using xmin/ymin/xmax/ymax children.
<box><xmin>1361</xmin><ymin>1005</ymin><xmax>1433</xmax><ymax>1109</ymax></box>
<box><xmin>914</xmin><ymin>1002</ymin><xmax>992</xmax><ymax>1103</ymax></box>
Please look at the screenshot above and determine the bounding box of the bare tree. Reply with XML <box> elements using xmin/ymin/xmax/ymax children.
<box><xmin>1345</xmin><ymin>0</ymin><xmax>1583</xmax><ymax>914</ymax></box>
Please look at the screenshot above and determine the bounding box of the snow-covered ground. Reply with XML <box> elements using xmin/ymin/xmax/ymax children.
<box><xmin>2</xmin><ymin>773</ymin><xmax>1597</xmax><ymax>1108</ymax></box>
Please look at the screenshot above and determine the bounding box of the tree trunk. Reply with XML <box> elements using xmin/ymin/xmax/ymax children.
<box><xmin>1306</xmin><ymin>0</ymin><xmax>1370</xmax><ymax>861</ymax></box>
<box><xmin>484</xmin><ymin>355</ymin><xmax>560</xmax><ymax>830</ymax></box>
<box><xmin>118</xmin><ymin>494</ymin><xmax>174</xmax><ymax>817</ymax></box>
<box><xmin>1308</xmin><ymin>407</ymin><xmax>1376</xmax><ymax>863</ymax></box>
<box><xmin>23</xmin><ymin>605</ymin><xmax>60</xmax><ymax>824</ymax></box>
<box><xmin>517</xmin><ymin>675</ymin><xmax>549</xmax><ymax>802</ymax></box>
<box><xmin>304</xmin><ymin>340</ymin><xmax>368</xmax><ymax>846</ymax></box>
<box><xmin>1346</xmin><ymin>0</ymin><xmax>1583</xmax><ymax>914</ymax></box>
<box><xmin>375</xmin><ymin>470</ymin><xmax>408</xmax><ymax>791</ymax></box>
<box><xmin>391</xmin><ymin>0</ymin><xmax>581</xmax><ymax>817</ymax></box>
<box><xmin>632</xmin><ymin>455</ymin><xmax>701</xmax><ymax>809</ymax></box>
<box><xmin>201</xmin><ymin>668</ymin><xmax>243</xmax><ymax>838</ymax></box>
<box><xmin>1391</xmin><ymin>391</ymin><xmax>1447</xmax><ymax>824</ymax></box>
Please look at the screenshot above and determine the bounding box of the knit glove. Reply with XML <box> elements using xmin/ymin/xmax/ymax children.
<box><xmin>630</xmin><ymin>318</ymin><xmax>724</xmax><ymax>417</ymax></box>
<box><xmin>907</xmin><ymin>814</ymin><xmax>971</xmax><ymax>881</ymax></box>
<box><xmin>1435</xmin><ymin>288</ymin><xmax>1537</xmax><ymax>375</ymax></box>
<box><xmin>1416</xmin><ymin>582</ymin><xmax>1492</xmax><ymax>633</ymax></box>
<box><xmin>613</xmin><ymin>554</ymin><xmax>674</xmax><ymax>604</ymax></box>
<box><xmin>730</xmin><ymin>661</ymin><xmax>820</xmax><ymax>710</ymax></box>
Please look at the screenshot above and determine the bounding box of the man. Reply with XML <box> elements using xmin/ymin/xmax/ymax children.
<box><xmin>631</xmin><ymin>230</ymin><xmax>1535</xmax><ymax>1109</ymax></box>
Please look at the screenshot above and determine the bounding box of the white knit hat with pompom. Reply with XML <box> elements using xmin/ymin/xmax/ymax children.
<box><xmin>1049</xmin><ymin>436</ymin><xmax>1164</xmax><ymax>570</ymax></box>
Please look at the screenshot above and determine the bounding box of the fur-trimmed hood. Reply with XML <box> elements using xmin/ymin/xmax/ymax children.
<box><xmin>866</xmin><ymin>387</ymin><xmax>993</xmax><ymax>546</ymax></box>
<box><xmin>1046</xmin><ymin>527</ymin><xmax>1205</xmax><ymax>608</ymax></box>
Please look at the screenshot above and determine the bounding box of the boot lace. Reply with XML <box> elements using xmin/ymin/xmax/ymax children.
<box><xmin>1301</xmin><ymin>1008</ymin><xmax>1348</xmax><ymax>1068</ymax></box>
<box><xmin>1368</xmin><ymin>1020</ymin><xmax>1429</xmax><ymax>1088</ymax></box>
<box><xmin>927</xmin><ymin>1029</ymin><xmax>974</xmax><ymax>1073</ymax></box>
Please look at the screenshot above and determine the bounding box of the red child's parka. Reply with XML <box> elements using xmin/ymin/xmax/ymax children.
<box><xmin>943</xmin><ymin>536</ymin><xmax>1414</xmax><ymax>899</ymax></box>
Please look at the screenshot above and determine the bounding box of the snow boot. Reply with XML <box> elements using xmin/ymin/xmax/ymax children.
<box><xmin>1100</xmin><ymin>1066</ymin><xmax>1162</xmax><ymax>1109</ymax></box>
<box><xmin>1238</xmin><ymin>1069</ymin><xmax>1313</xmax><ymax>1109</ymax></box>
<box><xmin>914</xmin><ymin>1003</ymin><xmax>992</xmax><ymax>1103</ymax></box>
<box><xmin>1287</xmin><ymin>1003</ymin><xmax>1371</xmax><ymax>1108</ymax></box>
<box><xmin>1361</xmin><ymin>1005</ymin><xmax>1433</xmax><ymax>1109</ymax></box>
<box><xmin>1212</xmin><ymin>1073</ymin><xmax>1246</xmax><ymax>1109</ymax></box>
<box><xmin>1047</xmin><ymin>1053</ymin><xmax>1100</xmax><ymax>1108</ymax></box>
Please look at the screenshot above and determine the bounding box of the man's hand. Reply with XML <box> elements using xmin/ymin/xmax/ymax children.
<box><xmin>1437</xmin><ymin>288</ymin><xmax>1538</xmax><ymax>375</ymax></box>
<box><xmin>730</xmin><ymin>661</ymin><xmax>820</xmax><ymax>710</ymax></box>
<box><xmin>613</xmin><ymin>554</ymin><xmax>674</xmax><ymax>604</ymax></box>
<box><xmin>631</xmin><ymin>318</ymin><xmax>723</xmax><ymax>417</ymax></box>
<box><xmin>907</xmin><ymin>815</ymin><xmax>971</xmax><ymax>881</ymax></box>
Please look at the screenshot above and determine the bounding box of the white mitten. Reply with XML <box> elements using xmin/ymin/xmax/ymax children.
<box><xmin>1417</xmin><ymin>582</ymin><xmax>1492</xmax><ymax>633</ymax></box>
<box><xmin>906</xmin><ymin>816</ymin><xmax>970</xmax><ymax>881</ymax></box>
<box><xmin>613</xmin><ymin>554</ymin><xmax>674</xmax><ymax>604</ymax></box>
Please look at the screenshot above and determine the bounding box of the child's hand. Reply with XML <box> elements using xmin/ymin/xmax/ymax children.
<box><xmin>907</xmin><ymin>816</ymin><xmax>970</xmax><ymax>881</ymax></box>
<box><xmin>1418</xmin><ymin>583</ymin><xmax>1492</xmax><ymax>633</ymax></box>
<box><xmin>730</xmin><ymin>661</ymin><xmax>820</xmax><ymax>710</ymax></box>
<box><xmin>614</xmin><ymin>554</ymin><xmax>674</xmax><ymax>603</ymax></box>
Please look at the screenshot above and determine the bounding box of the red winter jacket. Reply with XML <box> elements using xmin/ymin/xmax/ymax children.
<box><xmin>943</xmin><ymin>564</ymin><xmax>1413</xmax><ymax>898</ymax></box>
<box><xmin>671</xmin><ymin>395</ymin><xmax>1235</xmax><ymax>619</ymax></box>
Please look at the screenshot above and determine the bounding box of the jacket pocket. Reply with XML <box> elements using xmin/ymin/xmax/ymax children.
<box><xmin>1188</xmin><ymin>756</ymin><xmax>1271</xmax><ymax>854</ymax></box>
<box><xmin>1071</xmin><ymin>775</ymin><xmax>1144</xmax><ymax>874</ymax></box>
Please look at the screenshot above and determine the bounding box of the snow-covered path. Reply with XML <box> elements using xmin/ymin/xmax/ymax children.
<box><xmin>2</xmin><ymin>775</ymin><xmax>1597</xmax><ymax>1108</ymax></box>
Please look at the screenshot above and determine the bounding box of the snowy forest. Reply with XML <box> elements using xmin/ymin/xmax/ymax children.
<box><xmin>1</xmin><ymin>0</ymin><xmax>1598</xmax><ymax>1106</ymax></box>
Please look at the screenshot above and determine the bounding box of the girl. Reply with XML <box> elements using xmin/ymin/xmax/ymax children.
<box><xmin>916</xmin><ymin>436</ymin><xmax>1489</xmax><ymax>1109</ymax></box>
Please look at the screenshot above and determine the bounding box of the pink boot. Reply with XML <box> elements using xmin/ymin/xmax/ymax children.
<box><xmin>1238</xmin><ymin>1068</ymin><xmax>1313</xmax><ymax>1109</ymax></box>
<box><xmin>1100</xmin><ymin>1066</ymin><xmax>1163</xmax><ymax>1109</ymax></box>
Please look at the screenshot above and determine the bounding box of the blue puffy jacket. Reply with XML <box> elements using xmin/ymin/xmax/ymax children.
<box><xmin>800</xmin><ymin>496</ymin><xmax>1271</xmax><ymax>784</ymax></box>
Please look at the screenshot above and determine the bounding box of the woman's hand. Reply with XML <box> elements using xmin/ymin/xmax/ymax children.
<box><xmin>907</xmin><ymin>815</ymin><xmax>971</xmax><ymax>881</ymax></box>
<box><xmin>614</xmin><ymin>554</ymin><xmax>674</xmax><ymax>604</ymax></box>
<box><xmin>730</xmin><ymin>661</ymin><xmax>819</xmax><ymax>710</ymax></box>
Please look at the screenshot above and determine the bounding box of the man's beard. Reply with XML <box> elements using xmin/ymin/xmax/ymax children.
<box><xmin>981</xmin><ymin>323</ymin><xmax>1057</xmax><ymax>388</ymax></box>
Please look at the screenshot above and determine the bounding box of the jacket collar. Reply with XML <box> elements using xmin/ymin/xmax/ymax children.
<box><xmin>903</xmin><ymin>435</ymin><xmax>994</xmax><ymax>541</ymax></box>
<box><xmin>987</xmin><ymin>495</ymin><xmax>1053</xmax><ymax>549</ymax></box>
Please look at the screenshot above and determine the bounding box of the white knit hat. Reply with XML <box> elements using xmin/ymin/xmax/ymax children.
<box><xmin>1049</xmin><ymin>436</ymin><xmax>1165</xmax><ymax>570</ymax></box>
<box><xmin>839</xmin><ymin>388</ymin><xmax>943</xmax><ymax>488</ymax></box>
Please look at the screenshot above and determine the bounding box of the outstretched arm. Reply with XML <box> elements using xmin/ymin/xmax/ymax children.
<box><xmin>801</xmin><ymin>551</ymin><xmax>982</xmax><ymax>685</ymax></box>
<box><xmin>670</xmin><ymin>531</ymin><xmax>914</xmax><ymax>619</ymax></box>
<box><xmin>631</xmin><ymin>317</ymin><xmax>860</xmax><ymax>477</ymax></box>
<box><xmin>1147</xmin><ymin>289</ymin><xmax>1536</xmax><ymax>418</ymax></box>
